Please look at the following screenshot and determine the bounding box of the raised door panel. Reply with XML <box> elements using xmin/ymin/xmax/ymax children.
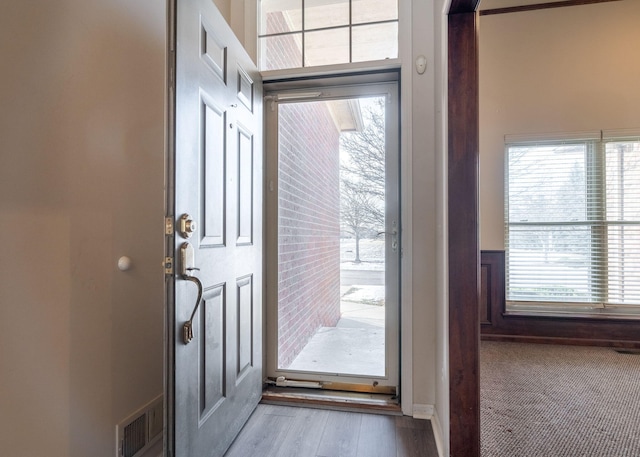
<box><xmin>237</xmin><ymin>126</ymin><xmax>254</xmax><ymax>245</ymax></box>
<box><xmin>199</xmin><ymin>285</ymin><xmax>226</xmax><ymax>422</ymax></box>
<box><xmin>201</xmin><ymin>94</ymin><xmax>227</xmax><ymax>247</ymax></box>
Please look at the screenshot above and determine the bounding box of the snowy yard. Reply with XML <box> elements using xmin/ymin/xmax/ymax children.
<box><xmin>340</xmin><ymin>238</ymin><xmax>386</xmax><ymax>306</ymax></box>
<box><xmin>340</xmin><ymin>238</ymin><xmax>385</xmax><ymax>270</ymax></box>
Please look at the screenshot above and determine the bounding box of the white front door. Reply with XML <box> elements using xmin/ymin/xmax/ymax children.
<box><xmin>167</xmin><ymin>1</ymin><xmax>263</xmax><ymax>456</ymax></box>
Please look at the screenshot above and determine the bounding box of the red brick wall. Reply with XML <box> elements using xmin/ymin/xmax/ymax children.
<box><xmin>263</xmin><ymin>10</ymin><xmax>341</xmax><ymax>368</ymax></box>
<box><xmin>277</xmin><ymin>101</ymin><xmax>341</xmax><ymax>368</ymax></box>
<box><xmin>261</xmin><ymin>12</ymin><xmax>302</xmax><ymax>70</ymax></box>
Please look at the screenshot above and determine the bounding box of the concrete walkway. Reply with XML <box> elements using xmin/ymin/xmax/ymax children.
<box><xmin>286</xmin><ymin>299</ymin><xmax>385</xmax><ymax>377</ymax></box>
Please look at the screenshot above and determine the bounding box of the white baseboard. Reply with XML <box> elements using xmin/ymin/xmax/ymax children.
<box><xmin>412</xmin><ymin>403</ymin><xmax>434</xmax><ymax>420</ymax></box>
<box><xmin>430</xmin><ymin>409</ymin><xmax>445</xmax><ymax>457</ymax></box>
<box><xmin>412</xmin><ymin>404</ymin><xmax>445</xmax><ymax>457</ymax></box>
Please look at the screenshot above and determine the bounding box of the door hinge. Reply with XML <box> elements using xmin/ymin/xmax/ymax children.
<box><xmin>165</xmin><ymin>217</ymin><xmax>174</xmax><ymax>236</ymax></box>
<box><xmin>163</xmin><ymin>257</ymin><xmax>174</xmax><ymax>275</ymax></box>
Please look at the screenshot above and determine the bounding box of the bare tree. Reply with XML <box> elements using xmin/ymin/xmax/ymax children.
<box><xmin>340</xmin><ymin>98</ymin><xmax>385</xmax><ymax>208</ymax></box>
<box><xmin>340</xmin><ymin>97</ymin><xmax>386</xmax><ymax>262</ymax></box>
<box><xmin>340</xmin><ymin>180</ymin><xmax>382</xmax><ymax>262</ymax></box>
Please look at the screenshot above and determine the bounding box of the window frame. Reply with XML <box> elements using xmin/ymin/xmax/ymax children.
<box><xmin>504</xmin><ymin>131</ymin><xmax>640</xmax><ymax>317</ymax></box>
<box><xmin>257</xmin><ymin>0</ymin><xmax>400</xmax><ymax>72</ymax></box>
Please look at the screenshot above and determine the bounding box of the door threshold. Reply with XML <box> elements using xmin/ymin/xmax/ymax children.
<box><xmin>261</xmin><ymin>386</ymin><xmax>402</xmax><ymax>415</ymax></box>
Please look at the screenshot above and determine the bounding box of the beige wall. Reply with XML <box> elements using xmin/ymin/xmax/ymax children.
<box><xmin>0</xmin><ymin>1</ymin><xmax>165</xmax><ymax>456</ymax></box>
<box><xmin>213</xmin><ymin>0</ymin><xmax>230</xmax><ymax>20</ymax></box>
<box><xmin>480</xmin><ymin>0</ymin><xmax>640</xmax><ymax>249</ymax></box>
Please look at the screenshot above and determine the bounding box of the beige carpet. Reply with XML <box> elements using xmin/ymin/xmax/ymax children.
<box><xmin>481</xmin><ymin>341</ymin><xmax>640</xmax><ymax>457</ymax></box>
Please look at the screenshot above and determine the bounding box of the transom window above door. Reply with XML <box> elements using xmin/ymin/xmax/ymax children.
<box><xmin>258</xmin><ymin>0</ymin><xmax>398</xmax><ymax>71</ymax></box>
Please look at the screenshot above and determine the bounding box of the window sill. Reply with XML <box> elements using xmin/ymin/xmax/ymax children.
<box><xmin>504</xmin><ymin>307</ymin><xmax>640</xmax><ymax>321</ymax></box>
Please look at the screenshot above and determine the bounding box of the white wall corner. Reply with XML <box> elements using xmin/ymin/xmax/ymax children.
<box><xmin>430</xmin><ymin>408</ymin><xmax>446</xmax><ymax>457</ymax></box>
<box><xmin>412</xmin><ymin>403</ymin><xmax>434</xmax><ymax>419</ymax></box>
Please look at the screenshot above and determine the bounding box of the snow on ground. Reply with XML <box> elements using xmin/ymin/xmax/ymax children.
<box><xmin>341</xmin><ymin>285</ymin><xmax>385</xmax><ymax>306</ymax></box>
<box><xmin>340</xmin><ymin>238</ymin><xmax>385</xmax><ymax>271</ymax></box>
<box><xmin>340</xmin><ymin>238</ymin><xmax>386</xmax><ymax>305</ymax></box>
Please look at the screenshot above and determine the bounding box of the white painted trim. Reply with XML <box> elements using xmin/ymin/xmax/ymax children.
<box><xmin>399</xmin><ymin>0</ymin><xmax>414</xmax><ymax>419</ymax></box>
<box><xmin>228</xmin><ymin>1</ymin><xmax>258</xmax><ymax>64</ymax></box>
<box><xmin>413</xmin><ymin>404</ymin><xmax>446</xmax><ymax>457</ymax></box>
<box><xmin>412</xmin><ymin>403</ymin><xmax>434</xmax><ymax>420</ymax></box>
<box><xmin>441</xmin><ymin>0</ymin><xmax>452</xmax><ymax>15</ymax></box>
<box><xmin>261</xmin><ymin>59</ymin><xmax>402</xmax><ymax>82</ymax></box>
<box><xmin>430</xmin><ymin>408</ymin><xmax>446</xmax><ymax>457</ymax></box>
<box><xmin>435</xmin><ymin>0</ymin><xmax>450</xmax><ymax>453</ymax></box>
<box><xmin>411</xmin><ymin>405</ymin><xmax>445</xmax><ymax>457</ymax></box>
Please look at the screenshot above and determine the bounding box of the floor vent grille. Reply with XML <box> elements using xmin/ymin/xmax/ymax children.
<box><xmin>122</xmin><ymin>414</ymin><xmax>147</xmax><ymax>457</ymax></box>
<box><xmin>116</xmin><ymin>395</ymin><xmax>163</xmax><ymax>457</ymax></box>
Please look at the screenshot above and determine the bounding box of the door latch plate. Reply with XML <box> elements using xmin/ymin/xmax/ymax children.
<box><xmin>163</xmin><ymin>257</ymin><xmax>174</xmax><ymax>275</ymax></box>
<box><xmin>165</xmin><ymin>217</ymin><xmax>174</xmax><ymax>236</ymax></box>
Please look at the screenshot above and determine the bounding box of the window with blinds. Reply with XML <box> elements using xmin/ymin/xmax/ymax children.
<box><xmin>505</xmin><ymin>132</ymin><xmax>640</xmax><ymax>314</ymax></box>
<box><xmin>258</xmin><ymin>0</ymin><xmax>398</xmax><ymax>71</ymax></box>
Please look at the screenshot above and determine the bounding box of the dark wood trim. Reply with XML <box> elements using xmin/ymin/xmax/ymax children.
<box><xmin>479</xmin><ymin>250</ymin><xmax>640</xmax><ymax>347</ymax></box>
<box><xmin>480</xmin><ymin>251</ymin><xmax>505</xmax><ymax>329</ymax></box>
<box><xmin>447</xmin><ymin>1</ymin><xmax>482</xmax><ymax>457</ymax></box>
<box><xmin>449</xmin><ymin>0</ymin><xmax>482</xmax><ymax>15</ymax></box>
<box><xmin>480</xmin><ymin>0</ymin><xmax>622</xmax><ymax>16</ymax></box>
<box><xmin>483</xmin><ymin>314</ymin><xmax>640</xmax><ymax>346</ymax></box>
<box><xmin>482</xmin><ymin>334</ymin><xmax>640</xmax><ymax>349</ymax></box>
<box><xmin>448</xmin><ymin>9</ymin><xmax>480</xmax><ymax>457</ymax></box>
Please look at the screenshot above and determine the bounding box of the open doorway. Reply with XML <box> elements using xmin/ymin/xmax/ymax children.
<box><xmin>265</xmin><ymin>80</ymin><xmax>400</xmax><ymax>393</ymax></box>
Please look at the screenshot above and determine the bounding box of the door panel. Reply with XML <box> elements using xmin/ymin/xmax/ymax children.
<box><xmin>200</xmin><ymin>285</ymin><xmax>225</xmax><ymax>419</ymax></box>
<box><xmin>202</xmin><ymin>96</ymin><xmax>226</xmax><ymax>246</ymax></box>
<box><xmin>168</xmin><ymin>1</ymin><xmax>263</xmax><ymax>456</ymax></box>
<box><xmin>237</xmin><ymin>275</ymin><xmax>254</xmax><ymax>377</ymax></box>
<box><xmin>237</xmin><ymin>126</ymin><xmax>254</xmax><ymax>245</ymax></box>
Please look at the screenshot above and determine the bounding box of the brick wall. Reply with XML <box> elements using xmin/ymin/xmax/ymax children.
<box><xmin>261</xmin><ymin>11</ymin><xmax>302</xmax><ymax>70</ymax></box>
<box><xmin>263</xmin><ymin>10</ymin><xmax>341</xmax><ymax>369</ymax></box>
<box><xmin>277</xmin><ymin>101</ymin><xmax>341</xmax><ymax>368</ymax></box>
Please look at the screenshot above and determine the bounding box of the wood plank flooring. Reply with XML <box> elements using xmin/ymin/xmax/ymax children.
<box><xmin>224</xmin><ymin>404</ymin><xmax>438</xmax><ymax>457</ymax></box>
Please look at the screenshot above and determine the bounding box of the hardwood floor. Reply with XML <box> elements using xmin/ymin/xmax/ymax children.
<box><xmin>224</xmin><ymin>404</ymin><xmax>438</xmax><ymax>457</ymax></box>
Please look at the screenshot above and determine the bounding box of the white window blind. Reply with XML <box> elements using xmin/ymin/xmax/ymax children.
<box><xmin>505</xmin><ymin>133</ymin><xmax>640</xmax><ymax>311</ymax></box>
<box><xmin>604</xmin><ymin>139</ymin><xmax>640</xmax><ymax>305</ymax></box>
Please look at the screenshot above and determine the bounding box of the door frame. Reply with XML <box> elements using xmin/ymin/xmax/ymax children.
<box><xmin>262</xmin><ymin>77</ymin><xmax>401</xmax><ymax>390</ymax></box>
<box><xmin>447</xmin><ymin>1</ymin><xmax>481</xmax><ymax>456</ymax></box>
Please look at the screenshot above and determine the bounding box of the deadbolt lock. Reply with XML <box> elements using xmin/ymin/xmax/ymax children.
<box><xmin>178</xmin><ymin>214</ymin><xmax>197</xmax><ymax>239</ymax></box>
